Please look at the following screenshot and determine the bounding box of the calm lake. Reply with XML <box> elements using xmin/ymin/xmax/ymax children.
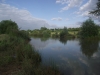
<box><xmin>30</xmin><ymin>37</ymin><xmax>100</xmax><ymax>75</ymax></box>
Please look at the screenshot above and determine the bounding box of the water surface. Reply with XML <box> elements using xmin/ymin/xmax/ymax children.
<box><xmin>30</xmin><ymin>37</ymin><xmax>100</xmax><ymax>75</ymax></box>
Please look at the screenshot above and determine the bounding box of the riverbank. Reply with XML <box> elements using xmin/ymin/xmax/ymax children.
<box><xmin>0</xmin><ymin>34</ymin><xmax>62</xmax><ymax>75</ymax></box>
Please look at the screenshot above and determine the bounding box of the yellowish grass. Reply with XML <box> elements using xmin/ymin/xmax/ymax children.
<box><xmin>0</xmin><ymin>34</ymin><xmax>9</xmax><ymax>41</ymax></box>
<box><xmin>68</xmin><ymin>31</ymin><xmax>78</xmax><ymax>35</ymax></box>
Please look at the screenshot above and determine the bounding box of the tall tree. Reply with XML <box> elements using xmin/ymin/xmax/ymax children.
<box><xmin>90</xmin><ymin>0</ymin><xmax>100</xmax><ymax>16</ymax></box>
<box><xmin>80</xmin><ymin>18</ymin><xmax>99</xmax><ymax>37</ymax></box>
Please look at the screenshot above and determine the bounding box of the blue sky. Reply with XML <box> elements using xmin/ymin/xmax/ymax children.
<box><xmin>0</xmin><ymin>0</ymin><xmax>99</xmax><ymax>30</ymax></box>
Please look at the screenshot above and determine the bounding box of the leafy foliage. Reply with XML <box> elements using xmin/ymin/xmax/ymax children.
<box><xmin>0</xmin><ymin>20</ymin><xmax>18</xmax><ymax>34</ymax></box>
<box><xmin>0</xmin><ymin>20</ymin><xmax>30</xmax><ymax>40</ymax></box>
<box><xmin>42</xmin><ymin>30</ymin><xmax>51</xmax><ymax>37</ymax></box>
<box><xmin>80</xmin><ymin>18</ymin><xmax>99</xmax><ymax>37</ymax></box>
<box><xmin>90</xmin><ymin>0</ymin><xmax>100</xmax><ymax>16</ymax></box>
<box><xmin>60</xmin><ymin>27</ymin><xmax>68</xmax><ymax>38</ymax></box>
<box><xmin>0</xmin><ymin>20</ymin><xmax>61</xmax><ymax>75</ymax></box>
<box><xmin>41</xmin><ymin>27</ymin><xmax>47</xmax><ymax>30</ymax></box>
<box><xmin>31</xmin><ymin>27</ymin><xmax>51</xmax><ymax>37</ymax></box>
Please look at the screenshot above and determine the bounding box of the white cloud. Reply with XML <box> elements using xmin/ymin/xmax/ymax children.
<box><xmin>0</xmin><ymin>3</ymin><xmax>58</xmax><ymax>30</ymax></box>
<box><xmin>56</xmin><ymin>0</ymin><xmax>68</xmax><ymax>4</ymax></box>
<box><xmin>77</xmin><ymin>0</ymin><xmax>100</xmax><ymax>22</ymax></box>
<box><xmin>51</xmin><ymin>17</ymin><xmax>62</xmax><ymax>21</ymax></box>
<box><xmin>56</xmin><ymin>0</ymin><xmax>83</xmax><ymax>12</ymax></box>
<box><xmin>79</xmin><ymin>0</ymin><xmax>97</xmax><ymax>12</ymax></box>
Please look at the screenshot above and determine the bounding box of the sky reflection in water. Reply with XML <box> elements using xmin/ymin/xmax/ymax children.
<box><xmin>30</xmin><ymin>37</ymin><xmax>100</xmax><ymax>75</ymax></box>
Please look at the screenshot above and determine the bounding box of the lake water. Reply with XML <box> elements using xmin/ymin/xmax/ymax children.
<box><xmin>30</xmin><ymin>37</ymin><xmax>100</xmax><ymax>75</ymax></box>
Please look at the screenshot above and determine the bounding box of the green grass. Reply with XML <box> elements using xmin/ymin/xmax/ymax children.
<box><xmin>68</xmin><ymin>31</ymin><xmax>78</xmax><ymax>36</ymax></box>
<box><xmin>0</xmin><ymin>34</ymin><xmax>61</xmax><ymax>75</ymax></box>
<box><xmin>14</xmin><ymin>66</ymin><xmax>61</xmax><ymax>75</ymax></box>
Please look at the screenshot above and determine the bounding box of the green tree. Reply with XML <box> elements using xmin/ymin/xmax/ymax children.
<box><xmin>60</xmin><ymin>27</ymin><xmax>68</xmax><ymax>38</ymax></box>
<box><xmin>41</xmin><ymin>27</ymin><xmax>47</xmax><ymax>31</ymax></box>
<box><xmin>42</xmin><ymin>30</ymin><xmax>51</xmax><ymax>37</ymax></box>
<box><xmin>80</xmin><ymin>18</ymin><xmax>99</xmax><ymax>37</ymax></box>
<box><xmin>0</xmin><ymin>20</ymin><xmax>18</xmax><ymax>34</ymax></box>
<box><xmin>90</xmin><ymin>0</ymin><xmax>100</xmax><ymax>16</ymax></box>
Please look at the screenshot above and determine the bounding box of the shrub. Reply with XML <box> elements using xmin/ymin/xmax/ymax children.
<box><xmin>52</xmin><ymin>32</ymin><xmax>59</xmax><ymax>38</ymax></box>
<box><xmin>42</xmin><ymin>30</ymin><xmax>51</xmax><ymax>37</ymax></box>
<box><xmin>60</xmin><ymin>27</ymin><xmax>68</xmax><ymax>38</ymax></box>
<box><xmin>11</xmin><ymin>30</ymin><xmax>30</xmax><ymax>40</ymax></box>
<box><xmin>80</xmin><ymin>18</ymin><xmax>99</xmax><ymax>38</ymax></box>
<box><xmin>0</xmin><ymin>20</ymin><xmax>18</xmax><ymax>34</ymax></box>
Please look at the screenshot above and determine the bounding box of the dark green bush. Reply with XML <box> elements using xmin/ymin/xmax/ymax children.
<box><xmin>60</xmin><ymin>27</ymin><xmax>68</xmax><ymax>38</ymax></box>
<box><xmin>0</xmin><ymin>20</ymin><xmax>18</xmax><ymax>34</ymax></box>
<box><xmin>0</xmin><ymin>20</ymin><xmax>61</xmax><ymax>75</ymax></box>
<box><xmin>12</xmin><ymin>30</ymin><xmax>30</xmax><ymax>40</ymax></box>
<box><xmin>42</xmin><ymin>30</ymin><xmax>51</xmax><ymax>37</ymax></box>
<box><xmin>80</xmin><ymin>18</ymin><xmax>99</xmax><ymax>38</ymax></box>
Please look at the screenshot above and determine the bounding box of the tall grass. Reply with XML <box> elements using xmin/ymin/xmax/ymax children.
<box><xmin>0</xmin><ymin>34</ymin><xmax>61</xmax><ymax>75</ymax></box>
<box><xmin>0</xmin><ymin>33</ymin><xmax>41</xmax><ymax>73</ymax></box>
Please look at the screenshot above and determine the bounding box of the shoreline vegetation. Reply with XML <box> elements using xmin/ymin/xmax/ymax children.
<box><xmin>0</xmin><ymin>0</ymin><xmax>100</xmax><ymax>75</ymax></box>
<box><xmin>0</xmin><ymin>18</ymin><xmax>100</xmax><ymax>75</ymax></box>
<box><xmin>0</xmin><ymin>20</ymin><xmax>62</xmax><ymax>75</ymax></box>
<box><xmin>28</xmin><ymin>18</ymin><xmax>100</xmax><ymax>40</ymax></box>
<box><xmin>0</xmin><ymin>34</ymin><xmax>61</xmax><ymax>75</ymax></box>
<box><xmin>29</xmin><ymin>26</ymin><xmax>79</xmax><ymax>39</ymax></box>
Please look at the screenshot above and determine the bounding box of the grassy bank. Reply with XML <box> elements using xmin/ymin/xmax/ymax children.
<box><xmin>0</xmin><ymin>34</ymin><xmax>62</xmax><ymax>75</ymax></box>
<box><xmin>0</xmin><ymin>20</ymin><xmax>62</xmax><ymax>75</ymax></box>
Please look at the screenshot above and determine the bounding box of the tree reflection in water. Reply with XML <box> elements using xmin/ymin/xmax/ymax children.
<box><xmin>59</xmin><ymin>38</ymin><xmax>68</xmax><ymax>45</ymax></box>
<box><xmin>79</xmin><ymin>38</ymin><xmax>99</xmax><ymax>58</ymax></box>
<box><xmin>41</xmin><ymin>37</ymin><xmax>49</xmax><ymax>42</ymax></box>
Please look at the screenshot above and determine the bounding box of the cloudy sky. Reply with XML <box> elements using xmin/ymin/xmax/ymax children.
<box><xmin>0</xmin><ymin>0</ymin><xmax>99</xmax><ymax>30</ymax></box>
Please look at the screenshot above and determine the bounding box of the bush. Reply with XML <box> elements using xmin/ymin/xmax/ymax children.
<box><xmin>80</xmin><ymin>18</ymin><xmax>99</xmax><ymax>38</ymax></box>
<box><xmin>60</xmin><ymin>27</ymin><xmax>68</xmax><ymax>38</ymax></box>
<box><xmin>11</xmin><ymin>30</ymin><xmax>30</xmax><ymax>40</ymax></box>
<box><xmin>0</xmin><ymin>20</ymin><xmax>30</xmax><ymax>40</ymax></box>
<box><xmin>0</xmin><ymin>20</ymin><xmax>18</xmax><ymax>34</ymax></box>
<box><xmin>0</xmin><ymin>20</ymin><xmax>61</xmax><ymax>75</ymax></box>
<box><xmin>52</xmin><ymin>32</ymin><xmax>59</xmax><ymax>38</ymax></box>
<box><xmin>42</xmin><ymin>30</ymin><xmax>51</xmax><ymax>37</ymax></box>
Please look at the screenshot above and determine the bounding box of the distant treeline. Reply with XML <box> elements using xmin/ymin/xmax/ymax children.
<box><xmin>27</xmin><ymin>18</ymin><xmax>100</xmax><ymax>38</ymax></box>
